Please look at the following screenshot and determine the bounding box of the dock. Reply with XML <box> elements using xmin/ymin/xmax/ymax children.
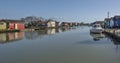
<box><xmin>104</xmin><ymin>29</ymin><xmax>120</xmax><ymax>41</ymax></box>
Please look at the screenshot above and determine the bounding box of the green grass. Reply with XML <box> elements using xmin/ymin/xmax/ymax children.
<box><xmin>0</xmin><ymin>29</ymin><xmax>20</xmax><ymax>33</ymax></box>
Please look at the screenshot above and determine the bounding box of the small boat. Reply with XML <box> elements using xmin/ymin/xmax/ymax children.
<box><xmin>90</xmin><ymin>24</ymin><xmax>104</xmax><ymax>33</ymax></box>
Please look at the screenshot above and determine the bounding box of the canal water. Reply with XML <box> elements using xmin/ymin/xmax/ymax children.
<box><xmin>0</xmin><ymin>26</ymin><xmax>120</xmax><ymax>63</ymax></box>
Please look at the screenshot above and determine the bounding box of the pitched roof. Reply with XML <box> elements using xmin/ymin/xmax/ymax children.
<box><xmin>0</xmin><ymin>19</ymin><xmax>24</xmax><ymax>23</ymax></box>
<box><xmin>114</xmin><ymin>15</ymin><xmax>120</xmax><ymax>19</ymax></box>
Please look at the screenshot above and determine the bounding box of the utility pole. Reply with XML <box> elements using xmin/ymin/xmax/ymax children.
<box><xmin>108</xmin><ymin>12</ymin><xmax>110</xmax><ymax>18</ymax></box>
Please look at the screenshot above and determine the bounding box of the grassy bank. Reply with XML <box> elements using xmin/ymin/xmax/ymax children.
<box><xmin>0</xmin><ymin>30</ymin><xmax>20</xmax><ymax>33</ymax></box>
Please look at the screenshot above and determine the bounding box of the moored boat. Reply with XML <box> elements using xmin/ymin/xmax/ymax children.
<box><xmin>90</xmin><ymin>24</ymin><xmax>104</xmax><ymax>33</ymax></box>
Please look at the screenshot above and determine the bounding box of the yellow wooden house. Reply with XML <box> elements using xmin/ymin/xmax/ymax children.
<box><xmin>0</xmin><ymin>22</ymin><xmax>7</xmax><ymax>30</ymax></box>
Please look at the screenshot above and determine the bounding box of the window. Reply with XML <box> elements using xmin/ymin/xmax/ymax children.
<box><xmin>93</xmin><ymin>24</ymin><xmax>101</xmax><ymax>28</ymax></box>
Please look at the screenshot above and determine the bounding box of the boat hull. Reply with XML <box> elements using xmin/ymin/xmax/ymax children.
<box><xmin>90</xmin><ymin>29</ymin><xmax>103</xmax><ymax>33</ymax></box>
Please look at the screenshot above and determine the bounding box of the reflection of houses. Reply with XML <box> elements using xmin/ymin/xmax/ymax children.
<box><xmin>25</xmin><ymin>31</ymin><xmax>40</xmax><ymax>40</ymax></box>
<box><xmin>25</xmin><ymin>28</ymin><xmax>59</xmax><ymax>40</ymax></box>
<box><xmin>61</xmin><ymin>27</ymin><xmax>71</xmax><ymax>32</ymax></box>
<box><xmin>25</xmin><ymin>30</ymin><xmax>48</xmax><ymax>40</ymax></box>
<box><xmin>105</xmin><ymin>34</ymin><xmax>120</xmax><ymax>54</ymax></box>
<box><xmin>8</xmin><ymin>32</ymin><xmax>24</xmax><ymax>41</ymax></box>
<box><xmin>47</xmin><ymin>28</ymin><xmax>59</xmax><ymax>35</ymax></box>
<box><xmin>105</xmin><ymin>33</ymin><xmax>120</xmax><ymax>44</ymax></box>
<box><xmin>0</xmin><ymin>33</ymin><xmax>7</xmax><ymax>42</ymax></box>
<box><xmin>0</xmin><ymin>32</ymin><xmax>24</xmax><ymax>44</ymax></box>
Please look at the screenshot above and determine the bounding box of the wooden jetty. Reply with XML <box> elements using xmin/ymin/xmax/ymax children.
<box><xmin>104</xmin><ymin>29</ymin><xmax>120</xmax><ymax>40</ymax></box>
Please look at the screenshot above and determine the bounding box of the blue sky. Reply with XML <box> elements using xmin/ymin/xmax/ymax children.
<box><xmin>0</xmin><ymin>0</ymin><xmax>120</xmax><ymax>23</ymax></box>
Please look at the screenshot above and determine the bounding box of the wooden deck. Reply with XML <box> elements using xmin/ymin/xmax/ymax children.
<box><xmin>104</xmin><ymin>29</ymin><xmax>120</xmax><ymax>40</ymax></box>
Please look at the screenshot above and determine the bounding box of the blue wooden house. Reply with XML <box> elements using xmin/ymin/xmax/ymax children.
<box><xmin>113</xmin><ymin>16</ymin><xmax>120</xmax><ymax>28</ymax></box>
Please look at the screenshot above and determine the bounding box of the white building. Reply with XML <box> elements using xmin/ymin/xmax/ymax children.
<box><xmin>47</xmin><ymin>20</ymin><xmax>59</xmax><ymax>28</ymax></box>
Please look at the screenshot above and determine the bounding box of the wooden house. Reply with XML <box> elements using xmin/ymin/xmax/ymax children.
<box><xmin>47</xmin><ymin>20</ymin><xmax>59</xmax><ymax>28</ymax></box>
<box><xmin>113</xmin><ymin>16</ymin><xmax>120</xmax><ymax>28</ymax></box>
<box><xmin>0</xmin><ymin>21</ymin><xmax>7</xmax><ymax>30</ymax></box>
<box><xmin>104</xmin><ymin>18</ymin><xmax>111</xmax><ymax>28</ymax></box>
<box><xmin>61</xmin><ymin>22</ymin><xmax>70</xmax><ymax>27</ymax></box>
<box><xmin>1</xmin><ymin>19</ymin><xmax>25</xmax><ymax>30</ymax></box>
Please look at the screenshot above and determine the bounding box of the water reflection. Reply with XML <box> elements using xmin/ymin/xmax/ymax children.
<box><xmin>105</xmin><ymin>34</ymin><xmax>120</xmax><ymax>54</ymax></box>
<box><xmin>90</xmin><ymin>33</ymin><xmax>120</xmax><ymax>54</ymax></box>
<box><xmin>47</xmin><ymin>28</ymin><xmax>59</xmax><ymax>35</ymax></box>
<box><xmin>75</xmin><ymin>32</ymin><xmax>120</xmax><ymax>45</ymax></box>
<box><xmin>89</xmin><ymin>32</ymin><xmax>120</xmax><ymax>45</ymax></box>
<box><xmin>25</xmin><ymin>27</ymin><xmax>77</xmax><ymax>40</ymax></box>
<box><xmin>25</xmin><ymin>31</ymin><xmax>42</xmax><ymax>40</ymax></box>
<box><xmin>90</xmin><ymin>33</ymin><xmax>120</xmax><ymax>45</ymax></box>
<box><xmin>90</xmin><ymin>33</ymin><xmax>105</xmax><ymax>41</ymax></box>
<box><xmin>0</xmin><ymin>27</ymin><xmax>78</xmax><ymax>43</ymax></box>
<box><xmin>0</xmin><ymin>32</ymin><xmax>24</xmax><ymax>44</ymax></box>
<box><xmin>25</xmin><ymin>28</ymin><xmax>59</xmax><ymax>40</ymax></box>
<box><xmin>1</xmin><ymin>26</ymin><xmax>120</xmax><ymax>63</ymax></box>
<box><xmin>105</xmin><ymin>34</ymin><xmax>120</xmax><ymax>45</ymax></box>
<box><xmin>60</xmin><ymin>27</ymin><xmax>71</xmax><ymax>32</ymax></box>
<box><xmin>60</xmin><ymin>27</ymin><xmax>77</xmax><ymax>32</ymax></box>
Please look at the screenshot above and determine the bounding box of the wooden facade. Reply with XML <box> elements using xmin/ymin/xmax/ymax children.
<box><xmin>0</xmin><ymin>20</ymin><xmax>25</xmax><ymax>31</ymax></box>
<box><xmin>47</xmin><ymin>21</ymin><xmax>59</xmax><ymax>28</ymax></box>
<box><xmin>0</xmin><ymin>21</ymin><xmax>7</xmax><ymax>30</ymax></box>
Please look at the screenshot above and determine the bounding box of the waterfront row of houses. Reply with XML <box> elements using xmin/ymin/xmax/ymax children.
<box><xmin>104</xmin><ymin>16</ymin><xmax>120</xmax><ymax>28</ymax></box>
<box><xmin>25</xmin><ymin>20</ymin><xmax>80</xmax><ymax>28</ymax></box>
<box><xmin>0</xmin><ymin>19</ymin><xmax>80</xmax><ymax>31</ymax></box>
<box><xmin>0</xmin><ymin>20</ymin><xmax>24</xmax><ymax>31</ymax></box>
<box><xmin>92</xmin><ymin>15</ymin><xmax>120</xmax><ymax>29</ymax></box>
<box><xmin>25</xmin><ymin>20</ymin><xmax>59</xmax><ymax>28</ymax></box>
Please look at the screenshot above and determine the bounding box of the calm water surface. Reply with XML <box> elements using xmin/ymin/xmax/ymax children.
<box><xmin>0</xmin><ymin>26</ymin><xmax>120</xmax><ymax>63</ymax></box>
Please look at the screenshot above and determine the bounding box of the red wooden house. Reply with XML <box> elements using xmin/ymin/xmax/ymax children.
<box><xmin>2</xmin><ymin>19</ymin><xmax>25</xmax><ymax>30</ymax></box>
